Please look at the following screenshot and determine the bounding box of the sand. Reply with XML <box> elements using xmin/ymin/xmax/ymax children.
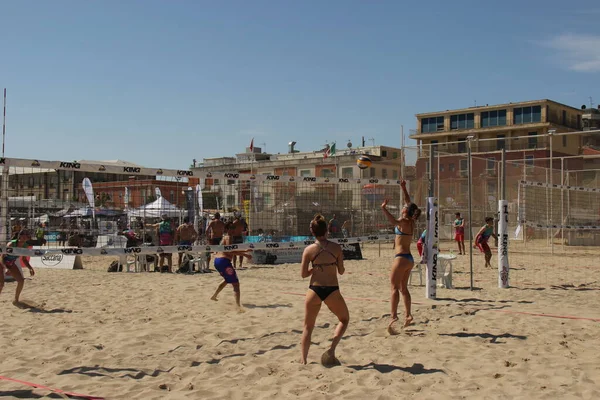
<box><xmin>1</xmin><ymin>242</ymin><xmax>599</xmax><ymax>399</ymax></box>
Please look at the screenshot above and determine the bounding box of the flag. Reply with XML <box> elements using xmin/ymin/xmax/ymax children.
<box><xmin>82</xmin><ymin>178</ymin><xmax>95</xmax><ymax>220</ymax></box>
<box><xmin>250</xmin><ymin>138</ymin><xmax>254</xmax><ymax>152</ymax></box>
<box><xmin>324</xmin><ymin>142</ymin><xmax>336</xmax><ymax>158</ymax></box>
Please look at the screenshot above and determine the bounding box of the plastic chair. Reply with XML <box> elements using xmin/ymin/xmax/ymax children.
<box><xmin>408</xmin><ymin>263</ymin><xmax>423</xmax><ymax>286</ymax></box>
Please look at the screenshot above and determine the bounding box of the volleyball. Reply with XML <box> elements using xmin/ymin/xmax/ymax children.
<box><xmin>357</xmin><ymin>155</ymin><xmax>372</xmax><ymax>169</ymax></box>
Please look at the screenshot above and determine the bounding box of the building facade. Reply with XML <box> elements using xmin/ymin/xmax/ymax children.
<box><xmin>409</xmin><ymin>99</ymin><xmax>591</xmax><ymax>209</ymax></box>
<box><xmin>192</xmin><ymin>144</ymin><xmax>410</xmax><ymax>214</ymax></box>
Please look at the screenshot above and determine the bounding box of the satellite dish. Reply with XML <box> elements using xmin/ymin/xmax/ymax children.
<box><xmin>347</xmin><ymin>141</ymin><xmax>352</xmax><ymax>148</ymax></box>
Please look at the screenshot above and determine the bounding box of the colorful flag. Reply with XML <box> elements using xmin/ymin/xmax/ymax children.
<box><xmin>324</xmin><ymin>142</ymin><xmax>336</xmax><ymax>158</ymax></box>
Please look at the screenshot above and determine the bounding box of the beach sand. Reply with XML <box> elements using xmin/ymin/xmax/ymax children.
<box><xmin>1</xmin><ymin>242</ymin><xmax>599</xmax><ymax>399</ymax></box>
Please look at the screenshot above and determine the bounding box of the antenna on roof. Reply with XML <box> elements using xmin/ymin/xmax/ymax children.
<box><xmin>590</xmin><ymin>97</ymin><xmax>595</xmax><ymax>109</ymax></box>
<box><xmin>369</xmin><ymin>137</ymin><xmax>375</xmax><ymax>146</ymax></box>
<box><xmin>259</xmin><ymin>142</ymin><xmax>266</xmax><ymax>153</ymax></box>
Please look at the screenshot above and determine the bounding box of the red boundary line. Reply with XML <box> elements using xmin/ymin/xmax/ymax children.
<box><xmin>487</xmin><ymin>309</ymin><xmax>600</xmax><ymax>322</ymax></box>
<box><xmin>0</xmin><ymin>375</ymin><xmax>105</xmax><ymax>400</ymax></box>
<box><xmin>281</xmin><ymin>292</ymin><xmax>599</xmax><ymax>322</ymax></box>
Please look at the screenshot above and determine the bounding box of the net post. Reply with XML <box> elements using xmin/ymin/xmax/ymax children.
<box><xmin>467</xmin><ymin>140</ymin><xmax>474</xmax><ymax>290</ymax></box>
<box><xmin>425</xmin><ymin>196</ymin><xmax>438</xmax><ymax>299</ymax></box>
<box><xmin>498</xmin><ymin>200</ymin><xmax>509</xmax><ymax>288</ymax></box>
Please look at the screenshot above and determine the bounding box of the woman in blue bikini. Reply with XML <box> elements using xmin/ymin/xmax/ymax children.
<box><xmin>300</xmin><ymin>214</ymin><xmax>348</xmax><ymax>366</ymax></box>
<box><xmin>381</xmin><ymin>180</ymin><xmax>421</xmax><ymax>333</ymax></box>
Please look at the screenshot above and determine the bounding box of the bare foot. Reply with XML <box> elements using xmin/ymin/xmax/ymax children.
<box><xmin>12</xmin><ymin>300</ymin><xmax>27</xmax><ymax>309</ymax></box>
<box><xmin>210</xmin><ymin>295</ymin><xmax>218</xmax><ymax>301</ymax></box>
<box><xmin>299</xmin><ymin>358</ymin><xmax>307</xmax><ymax>365</ymax></box>
<box><xmin>403</xmin><ymin>315</ymin><xmax>414</xmax><ymax>328</ymax></box>
<box><xmin>321</xmin><ymin>349</ymin><xmax>341</xmax><ymax>367</ymax></box>
<box><xmin>237</xmin><ymin>306</ymin><xmax>246</xmax><ymax>313</ymax></box>
<box><xmin>387</xmin><ymin>317</ymin><xmax>400</xmax><ymax>335</ymax></box>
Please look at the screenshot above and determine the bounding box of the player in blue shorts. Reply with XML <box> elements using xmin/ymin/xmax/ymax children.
<box><xmin>210</xmin><ymin>225</ymin><xmax>252</xmax><ymax>309</ymax></box>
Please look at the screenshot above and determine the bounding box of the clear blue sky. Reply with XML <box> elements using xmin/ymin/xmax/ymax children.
<box><xmin>2</xmin><ymin>0</ymin><xmax>599</xmax><ymax>169</ymax></box>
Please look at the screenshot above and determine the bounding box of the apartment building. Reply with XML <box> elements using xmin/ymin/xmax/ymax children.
<box><xmin>410</xmin><ymin>99</ymin><xmax>589</xmax><ymax>206</ymax></box>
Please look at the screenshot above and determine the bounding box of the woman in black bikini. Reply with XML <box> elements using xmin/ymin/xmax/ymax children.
<box><xmin>300</xmin><ymin>214</ymin><xmax>348</xmax><ymax>366</ymax></box>
<box><xmin>381</xmin><ymin>180</ymin><xmax>421</xmax><ymax>333</ymax></box>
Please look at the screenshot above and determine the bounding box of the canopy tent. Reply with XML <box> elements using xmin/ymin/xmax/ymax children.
<box><xmin>63</xmin><ymin>207</ymin><xmax>123</xmax><ymax>218</ymax></box>
<box><xmin>128</xmin><ymin>197</ymin><xmax>181</xmax><ymax>218</ymax></box>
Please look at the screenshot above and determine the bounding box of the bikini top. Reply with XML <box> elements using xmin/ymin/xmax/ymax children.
<box><xmin>311</xmin><ymin>240</ymin><xmax>338</xmax><ymax>269</ymax></box>
<box><xmin>394</xmin><ymin>223</ymin><xmax>413</xmax><ymax>236</ymax></box>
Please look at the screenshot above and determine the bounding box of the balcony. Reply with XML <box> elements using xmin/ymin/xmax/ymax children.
<box><xmin>411</xmin><ymin>121</ymin><xmax>549</xmax><ymax>139</ymax></box>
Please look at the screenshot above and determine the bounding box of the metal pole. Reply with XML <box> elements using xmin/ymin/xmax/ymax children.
<box><xmin>401</xmin><ymin>125</ymin><xmax>405</xmax><ymax>179</ymax></box>
<box><xmin>429</xmin><ymin>144</ymin><xmax>434</xmax><ymax>198</ymax></box>
<box><xmin>502</xmin><ymin>148</ymin><xmax>506</xmax><ymax>200</ymax></box>
<box><xmin>2</xmin><ymin>88</ymin><xmax>6</xmax><ymax>158</ymax></box>
<box><xmin>522</xmin><ymin>153</ymin><xmax>527</xmax><ymax>246</ymax></box>
<box><xmin>549</xmin><ymin>132</ymin><xmax>554</xmax><ymax>254</ymax></box>
<box><xmin>467</xmin><ymin>141</ymin><xmax>473</xmax><ymax>290</ymax></box>
<box><xmin>561</xmin><ymin>157</ymin><xmax>564</xmax><ymax>252</ymax></box>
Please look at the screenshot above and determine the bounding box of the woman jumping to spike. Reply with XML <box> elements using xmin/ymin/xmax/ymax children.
<box><xmin>300</xmin><ymin>214</ymin><xmax>348</xmax><ymax>366</ymax></box>
<box><xmin>381</xmin><ymin>180</ymin><xmax>422</xmax><ymax>333</ymax></box>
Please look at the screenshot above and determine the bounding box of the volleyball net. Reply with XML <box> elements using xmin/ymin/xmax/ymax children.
<box><xmin>1</xmin><ymin>157</ymin><xmax>408</xmax><ymax>258</ymax></box>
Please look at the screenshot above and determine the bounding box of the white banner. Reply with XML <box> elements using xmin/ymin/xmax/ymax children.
<box><xmin>0</xmin><ymin>157</ymin><xmax>404</xmax><ymax>186</ymax></box>
<box><xmin>0</xmin><ymin>235</ymin><xmax>391</xmax><ymax>257</ymax></box>
<box><xmin>155</xmin><ymin>187</ymin><xmax>162</xmax><ymax>198</ymax></box>
<box><xmin>124</xmin><ymin>187</ymin><xmax>130</xmax><ymax>207</ymax></box>
<box><xmin>498</xmin><ymin>200</ymin><xmax>510</xmax><ymax>288</ymax></box>
<box><xmin>82</xmin><ymin>178</ymin><xmax>95</xmax><ymax>220</ymax></box>
<box><xmin>426</xmin><ymin>197</ymin><xmax>438</xmax><ymax>299</ymax></box>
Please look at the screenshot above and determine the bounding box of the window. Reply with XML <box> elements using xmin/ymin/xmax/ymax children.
<box><xmin>300</xmin><ymin>170</ymin><xmax>311</xmax><ymax>177</ymax></box>
<box><xmin>525</xmin><ymin>155</ymin><xmax>534</xmax><ymax>169</ymax></box>
<box><xmin>227</xmin><ymin>194</ymin><xmax>235</xmax><ymax>205</ymax></box>
<box><xmin>528</xmin><ymin>132</ymin><xmax>538</xmax><ymax>148</ymax></box>
<box><xmin>458</xmin><ymin>138</ymin><xmax>466</xmax><ymax>153</ymax></box>
<box><xmin>28</xmin><ymin>177</ymin><xmax>34</xmax><ymax>187</ymax></box>
<box><xmin>460</xmin><ymin>159</ymin><xmax>468</xmax><ymax>176</ymax></box>
<box><xmin>369</xmin><ymin>168</ymin><xmax>376</xmax><ymax>178</ymax></box>
<box><xmin>562</xmin><ymin>135</ymin><xmax>567</xmax><ymax>147</ymax></box>
<box><xmin>450</xmin><ymin>113</ymin><xmax>475</xmax><ymax>130</ymax></box>
<box><xmin>321</xmin><ymin>169</ymin><xmax>334</xmax><ymax>178</ymax></box>
<box><xmin>440</xmin><ymin>164</ymin><xmax>445</xmax><ymax>172</ymax></box>
<box><xmin>263</xmin><ymin>193</ymin><xmax>271</xmax><ymax>206</ymax></box>
<box><xmin>481</xmin><ymin>110</ymin><xmax>507</xmax><ymax>127</ymax></box>
<box><xmin>170</xmin><ymin>190</ymin><xmax>175</xmax><ymax>203</ymax></box>
<box><xmin>392</xmin><ymin>152</ymin><xmax>398</xmax><ymax>159</ymax></box>
<box><xmin>487</xmin><ymin>158</ymin><xmax>495</xmax><ymax>172</ymax></box>
<box><xmin>449</xmin><ymin>163</ymin><xmax>455</xmax><ymax>172</ymax></box>
<box><xmin>460</xmin><ymin>181</ymin><xmax>468</xmax><ymax>194</ymax></box>
<box><xmin>392</xmin><ymin>170</ymin><xmax>398</xmax><ymax>179</ymax></box>
<box><xmin>487</xmin><ymin>181</ymin><xmax>497</xmax><ymax>194</ymax></box>
<box><xmin>421</xmin><ymin>116</ymin><xmax>444</xmax><ymax>133</ymax></box>
<box><xmin>382</xmin><ymin>150</ymin><xmax>388</xmax><ymax>157</ymax></box>
<box><xmin>562</xmin><ymin>110</ymin><xmax>567</xmax><ymax>125</ymax></box>
<box><xmin>514</xmin><ymin>105</ymin><xmax>541</xmax><ymax>124</ymax></box>
<box><xmin>382</xmin><ymin>169</ymin><xmax>388</xmax><ymax>178</ymax></box>
<box><xmin>341</xmin><ymin>167</ymin><xmax>353</xmax><ymax>179</ymax></box>
<box><xmin>496</xmin><ymin>134</ymin><xmax>506</xmax><ymax>150</ymax></box>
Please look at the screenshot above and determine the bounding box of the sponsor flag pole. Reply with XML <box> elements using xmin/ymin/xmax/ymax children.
<box><xmin>82</xmin><ymin>178</ymin><xmax>95</xmax><ymax>222</ymax></box>
<box><xmin>498</xmin><ymin>200</ymin><xmax>509</xmax><ymax>288</ymax></box>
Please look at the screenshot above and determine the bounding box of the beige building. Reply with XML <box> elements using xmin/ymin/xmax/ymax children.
<box><xmin>411</xmin><ymin>99</ymin><xmax>585</xmax><ymax>156</ymax></box>
<box><xmin>192</xmin><ymin>143</ymin><xmax>409</xmax><ymax>217</ymax></box>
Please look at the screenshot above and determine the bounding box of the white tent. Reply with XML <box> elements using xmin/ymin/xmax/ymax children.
<box><xmin>128</xmin><ymin>197</ymin><xmax>181</xmax><ymax>218</ymax></box>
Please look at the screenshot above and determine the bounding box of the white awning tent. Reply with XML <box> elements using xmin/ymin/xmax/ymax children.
<box><xmin>128</xmin><ymin>197</ymin><xmax>182</xmax><ymax>218</ymax></box>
